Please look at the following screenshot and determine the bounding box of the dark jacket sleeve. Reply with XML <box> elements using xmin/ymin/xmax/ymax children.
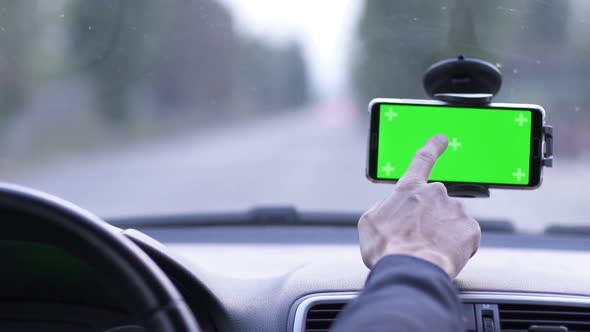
<box><xmin>330</xmin><ymin>255</ymin><xmax>463</xmax><ymax>332</ymax></box>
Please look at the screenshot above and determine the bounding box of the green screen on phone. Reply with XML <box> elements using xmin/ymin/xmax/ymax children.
<box><xmin>376</xmin><ymin>103</ymin><xmax>533</xmax><ymax>185</ymax></box>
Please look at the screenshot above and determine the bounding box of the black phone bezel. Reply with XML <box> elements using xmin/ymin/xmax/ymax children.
<box><xmin>367</xmin><ymin>100</ymin><xmax>545</xmax><ymax>188</ymax></box>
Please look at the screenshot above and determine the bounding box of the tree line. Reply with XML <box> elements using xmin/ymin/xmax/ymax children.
<box><xmin>0</xmin><ymin>0</ymin><xmax>310</xmax><ymax>129</ymax></box>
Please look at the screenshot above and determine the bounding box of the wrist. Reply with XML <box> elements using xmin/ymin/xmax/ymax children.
<box><xmin>409</xmin><ymin>250</ymin><xmax>455</xmax><ymax>278</ymax></box>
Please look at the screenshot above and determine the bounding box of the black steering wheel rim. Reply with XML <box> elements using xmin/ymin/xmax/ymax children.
<box><xmin>0</xmin><ymin>183</ymin><xmax>200</xmax><ymax>332</ymax></box>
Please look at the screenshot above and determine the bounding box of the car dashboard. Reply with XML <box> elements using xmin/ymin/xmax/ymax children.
<box><xmin>114</xmin><ymin>220</ymin><xmax>590</xmax><ymax>332</ymax></box>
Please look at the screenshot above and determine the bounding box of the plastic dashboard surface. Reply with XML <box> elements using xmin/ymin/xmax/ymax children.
<box><xmin>129</xmin><ymin>225</ymin><xmax>590</xmax><ymax>332</ymax></box>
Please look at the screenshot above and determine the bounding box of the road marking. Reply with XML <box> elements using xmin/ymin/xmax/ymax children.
<box><xmin>384</xmin><ymin>109</ymin><xmax>398</xmax><ymax>121</ymax></box>
<box><xmin>512</xmin><ymin>168</ymin><xmax>526</xmax><ymax>182</ymax></box>
<box><xmin>381</xmin><ymin>162</ymin><xmax>395</xmax><ymax>176</ymax></box>
<box><xmin>449</xmin><ymin>137</ymin><xmax>462</xmax><ymax>152</ymax></box>
<box><xmin>515</xmin><ymin>113</ymin><xmax>528</xmax><ymax>127</ymax></box>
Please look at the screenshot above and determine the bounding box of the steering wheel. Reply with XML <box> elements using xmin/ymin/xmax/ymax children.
<box><xmin>0</xmin><ymin>183</ymin><xmax>200</xmax><ymax>332</ymax></box>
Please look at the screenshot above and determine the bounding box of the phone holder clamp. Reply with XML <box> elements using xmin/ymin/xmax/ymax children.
<box><xmin>542</xmin><ymin>125</ymin><xmax>553</xmax><ymax>168</ymax></box>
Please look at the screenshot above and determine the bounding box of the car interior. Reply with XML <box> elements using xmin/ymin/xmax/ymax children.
<box><xmin>2</xmin><ymin>1</ymin><xmax>590</xmax><ymax>332</ymax></box>
<box><xmin>3</xmin><ymin>188</ymin><xmax>590</xmax><ymax>332</ymax></box>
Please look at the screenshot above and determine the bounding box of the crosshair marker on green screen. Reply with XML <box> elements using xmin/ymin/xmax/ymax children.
<box><xmin>376</xmin><ymin>103</ymin><xmax>532</xmax><ymax>185</ymax></box>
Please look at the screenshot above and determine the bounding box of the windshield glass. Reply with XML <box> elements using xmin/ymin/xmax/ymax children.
<box><xmin>2</xmin><ymin>0</ymin><xmax>588</xmax><ymax>232</ymax></box>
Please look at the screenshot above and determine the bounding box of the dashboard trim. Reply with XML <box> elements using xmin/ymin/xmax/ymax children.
<box><xmin>290</xmin><ymin>291</ymin><xmax>590</xmax><ymax>332</ymax></box>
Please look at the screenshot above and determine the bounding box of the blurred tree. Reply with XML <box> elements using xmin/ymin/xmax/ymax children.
<box><xmin>521</xmin><ymin>1</ymin><xmax>570</xmax><ymax>52</ymax></box>
<box><xmin>429</xmin><ymin>0</ymin><xmax>495</xmax><ymax>63</ymax></box>
<box><xmin>234</xmin><ymin>38</ymin><xmax>276</xmax><ymax>112</ymax></box>
<box><xmin>0</xmin><ymin>2</ymin><xmax>34</xmax><ymax>127</ymax></box>
<box><xmin>353</xmin><ymin>0</ymin><xmax>571</xmax><ymax>105</ymax></box>
<box><xmin>353</xmin><ymin>0</ymin><xmax>448</xmax><ymax>106</ymax></box>
<box><xmin>235</xmin><ymin>38</ymin><xmax>310</xmax><ymax>113</ymax></box>
<box><xmin>510</xmin><ymin>1</ymin><xmax>577</xmax><ymax>155</ymax></box>
<box><xmin>153</xmin><ymin>0</ymin><xmax>235</xmax><ymax>115</ymax></box>
<box><xmin>67</xmin><ymin>0</ymin><xmax>171</xmax><ymax>124</ymax></box>
<box><xmin>280</xmin><ymin>42</ymin><xmax>310</xmax><ymax>109</ymax></box>
<box><xmin>154</xmin><ymin>0</ymin><xmax>310</xmax><ymax>117</ymax></box>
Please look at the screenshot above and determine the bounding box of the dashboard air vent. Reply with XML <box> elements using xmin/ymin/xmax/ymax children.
<box><xmin>499</xmin><ymin>303</ymin><xmax>590</xmax><ymax>332</ymax></box>
<box><xmin>305</xmin><ymin>302</ymin><xmax>346</xmax><ymax>332</ymax></box>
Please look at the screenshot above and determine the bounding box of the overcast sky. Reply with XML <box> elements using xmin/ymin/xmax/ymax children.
<box><xmin>220</xmin><ymin>0</ymin><xmax>363</xmax><ymax>97</ymax></box>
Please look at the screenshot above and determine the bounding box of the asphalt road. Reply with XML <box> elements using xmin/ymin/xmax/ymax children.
<box><xmin>4</xmin><ymin>103</ymin><xmax>590</xmax><ymax>233</ymax></box>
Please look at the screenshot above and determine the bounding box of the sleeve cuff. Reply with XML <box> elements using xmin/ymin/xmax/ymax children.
<box><xmin>367</xmin><ymin>254</ymin><xmax>451</xmax><ymax>284</ymax></box>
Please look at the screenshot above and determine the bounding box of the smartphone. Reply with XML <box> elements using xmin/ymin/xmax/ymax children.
<box><xmin>366</xmin><ymin>98</ymin><xmax>547</xmax><ymax>188</ymax></box>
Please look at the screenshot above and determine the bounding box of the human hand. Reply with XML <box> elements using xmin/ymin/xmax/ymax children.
<box><xmin>358</xmin><ymin>135</ymin><xmax>481</xmax><ymax>278</ymax></box>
